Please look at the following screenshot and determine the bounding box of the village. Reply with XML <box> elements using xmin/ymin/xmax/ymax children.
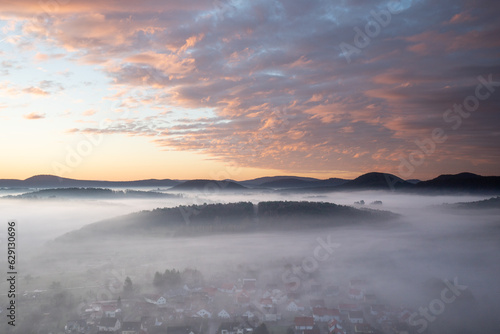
<box><xmin>60</xmin><ymin>268</ymin><xmax>420</xmax><ymax>334</ymax></box>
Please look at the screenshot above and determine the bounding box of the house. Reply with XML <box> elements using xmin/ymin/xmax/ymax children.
<box><xmin>348</xmin><ymin>288</ymin><xmax>363</xmax><ymax>300</ymax></box>
<box><xmin>354</xmin><ymin>324</ymin><xmax>374</xmax><ymax>333</ymax></box>
<box><xmin>203</xmin><ymin>286</ymin><xmax>218</xmax><ymax>298</ymax></box>
<box><xmin>64</xmin><ymin>319</ymin><xmax>86</xmax><ymax>333</ymax></box>
<box><xmin>309</xmin><ymin>299</ymin><xmax>325</xmax><ymax>309</ymax></box>
<box><xmin>328</xmin><ymin>320</ymin><xmax>346</xmax><ymax>334</ymax></box>
<box><xmin>236</xmin><ymin>291</ymin><xmax>251</xmax><ymax>305</ymax></box>
<box><xmin>339</xmin><ymin>303</ymin><xmax>359</xmax><ymax>314</ymax></box>
<box><xmin>121</xmin><ymin>321</ymin><xmax>141</xmax><ymax>334</ymax></box>
<box><xmin>294</xmin><ymin>317</ymin><xmax>314</xmax><ymax>331</ymax></box>
<box><xmin>195</xmin><ymin>309</ymin><xmax>212</xmax><ymax>319</ymax></box>
<box><xmin>102</xmin><ymin>304</ymin><xmax>121</xmax><ymax>318</ymax></box>
<box><xmin>218</xmin><ymin>309</ymin><xmax>232</xmax><ymax>319</ymax></box>
<box><xmin>369</xmin><ymin>304</ymin><xmax>386</xmax><ymax>316</ymax></box>
<box><xmin>97</xmin><ymin>317</ymin><xmax>121</xmax><ymax>332</ymax></box>
<box><xmin>144</xmin><ymin>295</ymin><xmax>167</xmax><ymax>306</ymax></box>
<box><xmin>241</xmin><ymin>310</ymin><xmax>255</xmax><ymax>319</ymax></box>
<box><xmin>219</xmin><ymin>283</ymin><xmax>236</xmax><ymax>294</ymax></box>
<box><xmin>348</xmin><ymin>311</ymin><xmax>364</xmax><ymax>324</ymax></box>
<box><xmin>218</xmin><ymin>322</ymin><xmax>251</xmax><ymax>334</ymax></box>
<box><xmin>259</xmin><ymin>298</ymin><xmax>273</xmax><ymax>310</ymax></box>
<box><xmin>264</xmin><ymin>313</ymin><xmax>278</xmax><ymax>322</ymax></box>
<box><xmin>312</xmin><ymin>308</ymin><xmax>340</xmax><ymax>322</ymax></box>
<box><xmin>286</xmin><ymin>301</ymin><xmax>305</xmax><ymax>312</ymax></box>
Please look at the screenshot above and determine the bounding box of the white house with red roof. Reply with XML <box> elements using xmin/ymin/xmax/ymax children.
<box><xmin>219</xmin><ymin>283</ymin><xmax>236</xmax><ymax>294</ymax></box>
<box><xmin>328</xmin><ymin>319</ymin><xmax>346</xmax><ymax>334</ymax></box>
<box><xmin>236</xmin><ymin>291</ymin><xmax>251</xmax><ymax>306</ymax></box>
<box><xmin>294</xmin><ymin>316</ymin><xmax>314</xmax><ymax>331</ymax></box>
<box><xmin>97</xmin><ymin>318</ymin><xmax>121</xmax><ymax>332</ymax></box>
<box><xmin>102</xmin><ymin>304</ymin><xmax>121</xmax><ymax>318</ymax></box>
<box><xmin>339</xmin><ymin>303</ymin><xmax>360</xmax><ymax>314</ymax></box>
<box><xmin>259</xmin><ymin>297</ymin><xmax>274</xmax><ymax>310</ymax></box>
<box><xmin>348</xmin><ymin>311</ymin><xmax>364</xmax><ymax>324</ymax></box>
<box><xmin>286</xmin><ymin>300</ymin><xmax>305</xmax><ymax>312</ymax></box>
<box><xmin>309</xmin><ymin>299</ymin><xmax>325</xmax><ymax>309</ymax></box>
<box><xmin>312</xmin><ymin>307</ymin><xmax>340</xmax><ymax>322</ymax></box>
<box><xmin>348</xmin><ymin>288</ymin><xmax>364</xmax><ymax>300</ymax></box>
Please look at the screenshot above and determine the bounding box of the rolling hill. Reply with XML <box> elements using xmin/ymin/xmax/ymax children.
<box><xmin>56</xmin><ymin>201</ymin><xmax>399</xmax><ymax>241</ymax></box>
<box><xmin>3</xmin><ymin>188</ymin><xmax>178</xmax><ymax>199</ymax></box>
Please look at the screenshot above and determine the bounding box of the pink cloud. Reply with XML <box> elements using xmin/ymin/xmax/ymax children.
<box><xmin>22</xmin><ymin>86</ymin><xmax>49</xmax><ymax>96</ymax></box>
<box><xmin>23</xmin><ymin>112</ymin><xmax>45</xmax><ymax>119</ymax></box>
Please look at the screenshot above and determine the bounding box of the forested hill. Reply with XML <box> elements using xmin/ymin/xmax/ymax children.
<box><xmin>441</xmin><ymin>196</ymin><xmax>500</xmax><ymax>210</ymax></box>
<box><xmin>57</xmin><ymin>201</ymin><xmax>399</xmax><ymax>241</ymax></box>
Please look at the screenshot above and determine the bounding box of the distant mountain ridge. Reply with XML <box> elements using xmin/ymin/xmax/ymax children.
<box><xmin>3</xmin><ymin>187</ymin><xmax>178</xmax><ymax>199</ymax></box>
<box><xmin>0</xmin><ymin>174</ymin><xmax>181</xmax><ymax>189</ymax></box>
<box><xmin>171</xmin><ymin>179</ymin><xmax>247</xmax><ymax>191</ymax></box>
<box><xmin>1</xmin><ymin>172</ymin><xmax>499</xmax><ymax>193</ymax></box>
<box><xmin>260</xmin><ymin>177</ymin><xmax>349</xmax><ymax>189</ymax></box>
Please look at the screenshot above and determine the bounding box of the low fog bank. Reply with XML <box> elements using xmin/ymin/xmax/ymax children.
<box><xmin>0</xmin><ymin>191</ymin><xmax>499</xmax><ymax>333</ymax></box>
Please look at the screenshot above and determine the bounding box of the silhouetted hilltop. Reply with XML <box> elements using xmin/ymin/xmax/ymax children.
<box><xmin>340</xmin><ymin>172</ymin><xmax>413</xmax><ymax>190</ymax></box>
<box><xmin>415</xmin><ymin>172</ymin><xmax>500</xmax><ymax>192</ymax></box>
<box><xmin>56</xmin><ymin>201</ymin><xmax>398</xmax><ymax>241</ymax></box>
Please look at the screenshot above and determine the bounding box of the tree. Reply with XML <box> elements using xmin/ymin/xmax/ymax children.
<box><xmin>123</xmin><ymin>277</ymin><xmax>133</xmax><ymax>297</ymax></box>
<box><xmin>153</xmin><ymin>271</ymin><xmax>165</xmax><ymax>289</ymax></box>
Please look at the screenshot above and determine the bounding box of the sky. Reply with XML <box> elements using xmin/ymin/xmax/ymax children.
<box><xmin>0</xmin><ymin>0</ymin><xmax>499</xmax><ymax>181</ymax></box>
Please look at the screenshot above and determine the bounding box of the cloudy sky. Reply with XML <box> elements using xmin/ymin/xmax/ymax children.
<box><xmin>0</xmin><ymin>0</ymin><xmax>499</xmax><ymax>181</ymax></box>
